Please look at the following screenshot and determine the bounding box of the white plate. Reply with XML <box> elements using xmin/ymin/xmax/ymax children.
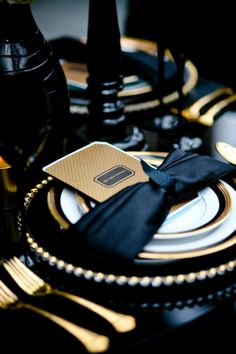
<box><xmin>144</xmin><ymin>180</ymin><xmax>236</xmax><ymax>253</ymax></box>
<box><xmin>60</xmin><ymin>185</ymin><xmax>220</xmax><ymax>241</ymax></box>
<box><xmin>60</xmin><ymin>188</ymin><xmax>83</xmax><ymax>224</ymax></box>
<box><xmin>157</xmin><ymin>186</ymin><xmax>219</xmax><ymax>235</ymax></box>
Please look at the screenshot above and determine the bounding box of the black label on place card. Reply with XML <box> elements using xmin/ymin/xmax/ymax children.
<box><xmin>94</xmin><ymin>165</ymin><xmax>135</xmax><ymax>187</ymax></box>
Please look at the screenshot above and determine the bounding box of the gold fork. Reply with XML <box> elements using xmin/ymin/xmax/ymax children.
<box><xmin>3</xmin><ymin>257</ymin><xmax>136</xmax><ymax>333</ymax></box>
<box><xmin>0</xmin><ymin>280</ymin><xmax>109</xmax><ymax>353</ymax></box>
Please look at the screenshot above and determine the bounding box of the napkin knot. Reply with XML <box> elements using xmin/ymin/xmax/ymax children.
<box><xmin>141</xmin><ymin>159</ymin><xmax>175</xmax><ymax>193</ymax></box>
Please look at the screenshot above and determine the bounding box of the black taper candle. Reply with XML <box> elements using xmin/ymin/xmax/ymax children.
<box><xmin>86</xmin><ymin>0</ymin><xmax>146</xmax><ymax>150</ymax></box>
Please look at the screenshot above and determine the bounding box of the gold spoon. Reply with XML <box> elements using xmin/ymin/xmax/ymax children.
<box><xmin>215</xmin><ymin>141</ymin><xmax>236</xmax><ymax>165</ymax></box>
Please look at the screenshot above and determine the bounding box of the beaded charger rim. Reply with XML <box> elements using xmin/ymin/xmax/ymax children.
<box><xmin>22</xmin><ymin>174</ymin><xmax>236</xmax><ymax>290</ymax></box>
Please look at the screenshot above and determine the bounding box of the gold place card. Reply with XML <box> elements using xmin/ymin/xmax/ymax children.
<box><xmin>43</xmin><ymin>142</ymin><xmax>149</xmax><ymax>202</ymax></box>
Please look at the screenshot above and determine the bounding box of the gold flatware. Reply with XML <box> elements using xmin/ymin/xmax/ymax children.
<box><xmin>178</xmin><ymin>87</ymin><xmax>232</xmax><ymax>119</ymax></box>
<box><xmin>171</xmin><ymin>87</ymin><xmax>236</xmax><ymax>126</ymax></box>
<box><xmin>215</xmin><ymin>141</ymin><xmax>236</xmax><ymax>165</ymax></box>
<box><xmin>195</xmin><ymin>93</ymin><xmax>236</xmax><ymax>126</ymax></box>
<box><xmin>0</xmin><ymin>279</ymin><xmax>109</xmax><ymax>353</ymax></box>
<box><xmin>3</xmin><ymin>257</ymin><xmax>136</xmax><ymax>333</ymax></box>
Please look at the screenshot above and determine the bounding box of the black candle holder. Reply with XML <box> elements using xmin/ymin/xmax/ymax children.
<box><xmin>85</xmin><ymin>0</ymin><xmax>147</xmax><ymax>151</ymax></box>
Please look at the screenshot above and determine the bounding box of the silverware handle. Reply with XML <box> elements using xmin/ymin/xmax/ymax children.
<box><xmin>182</xmin><ymin>87</ymin><xmax>233</xmax><ymax>118</ymax></box>
<box><xmin>198</xmin><ymin>93</ymin><xmax>236</xmax><ymax>126</ymax></box>
<box><xmin>54</xmin><ymin>289</ymin><xmax>136</xmax><ymax>333</ymax></box>
<box><xmin>215</xmin><ymin>141</ymin><xmax>236</xmax><ymax>165</ymax></box>
<box><xmin>19</xmin><ymin>302</ymin><xmax>109</xmax><ymax>353</ymax></box>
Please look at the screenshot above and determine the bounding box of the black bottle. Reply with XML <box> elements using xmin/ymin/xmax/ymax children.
<box><xmin>0</xmin><ymin>0</ymin><xmax>69</xmax><ymax>191</ymax></box>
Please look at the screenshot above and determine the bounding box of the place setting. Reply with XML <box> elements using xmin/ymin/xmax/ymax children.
<box><xmin>3</xmin><ymin>1</ymin><xmax>236</xmax><ymax>352</ymax></box>
<box><xmin>19</xmin><ymin>141</ymin><xmax>236</xmax><ymax>304</ymax></box>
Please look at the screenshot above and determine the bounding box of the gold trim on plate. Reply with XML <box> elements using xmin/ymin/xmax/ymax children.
<box><xmin>47</xmin><ymin>185</ymin><xmax>70</xmax><ymax>230</ymax></box>
<box><xmin>153</xmin><ymin>181</ymin><xmax>231</xmax><ymax>239</ymax></box>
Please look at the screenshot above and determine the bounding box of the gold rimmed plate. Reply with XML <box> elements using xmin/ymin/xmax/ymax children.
<box><xmin>57</xmin><ymin>180</ymin><xmax>230</xmax><ymax>244</ymax></box>
<box><xmin>54</xmin><ymin>152</ymin><xmax>231</xmax><ymax>247</ymax></box>
<box><xmin>138</xmin><ymin>180</ymin><xmax>236</xmax><ymax>260</ymax></box>
<box><xmin>45</xmin><ymin>152</ymin><xmax>234</xmax><ymax>264</ymax></box>
<box><xmin>47</xmin><ymin>151</ymin><xmax>232</xmax><ymax>251</ymax></box>
<box><xmin>153</xmin><ymin>181</ymin><xmax>231</xmax><ymax>240</ymax></box>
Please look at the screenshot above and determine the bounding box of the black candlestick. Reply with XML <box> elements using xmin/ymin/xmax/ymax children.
<box><xmin>85</xmin><ymin>0</ymin><xmax>146</xmax><ymax>150</ymax></box>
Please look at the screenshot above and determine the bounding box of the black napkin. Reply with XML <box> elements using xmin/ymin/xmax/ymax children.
<box><xmin>65</xmin><ymin>149</ymin><xmax>235</xmax><ymax>262</ymax></box>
